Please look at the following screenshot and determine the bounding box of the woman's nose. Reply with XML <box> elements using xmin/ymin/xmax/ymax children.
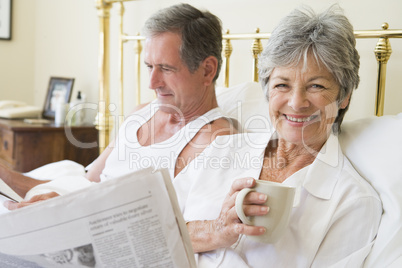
<box><xmin>288</xmin><ymin>89</ymin><xmax>309</xmax><ymax>111</ymax></box>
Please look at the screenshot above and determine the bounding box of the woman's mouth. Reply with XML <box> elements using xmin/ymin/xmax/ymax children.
<box><xmin>285</xmin><ymin>114</ymin><xmax>317</xmax><ymax>123</ymax></box>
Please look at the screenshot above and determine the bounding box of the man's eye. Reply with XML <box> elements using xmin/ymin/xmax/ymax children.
<box><xmin>161</xmin><ymin>67</ymin><xmax>172</xmax><ymax>72</ymax></box>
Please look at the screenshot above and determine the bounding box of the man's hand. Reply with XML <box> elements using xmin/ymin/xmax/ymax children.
<box><xmin>4</xmin><ymin>192</ymin><xmax>60</xmax><ymax>210</ymax></box>
<box><xmin>188</xmin><ymin>178</ymin><xmax>269</xmax><ymax>253</ymax></box>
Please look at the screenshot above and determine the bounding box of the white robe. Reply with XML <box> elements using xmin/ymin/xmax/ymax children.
<box><xmin>174</xmin><ymin>132</ymin><xmax>382</xmax><ymax>268</ymax></box>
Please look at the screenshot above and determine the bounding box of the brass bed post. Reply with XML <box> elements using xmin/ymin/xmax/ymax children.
<box><xmin>223</xmin><ymin>29</ymin><xmax>233</xmax><ymax>87</ymax></box>
<box><xmin>119</xmin><ymin>33</ymin><xmax>144</xmax><ymax>104</ymax></box>
<box><xmin>134</xmin><ymin>33</ymin><xmax>143</xmax><ymax>105</ymax></box>
<box><xmin>118</xmin><ymin>2</ymin><xmax>126</xmax><ymax>124</ymax></box>
<box><xmin>251</xmin><ymin>28</ymin><xmax>263</xmax><ymax>82</ymax></box>
<box><xmin>374</xmin><ymin>23</ymin><xmax>392</xmax><ymax>117</ymax></box>
<box><xmin>95</xmin><ymin>0</ymin><xmax>113</xmax><ymax>153</ymax></box>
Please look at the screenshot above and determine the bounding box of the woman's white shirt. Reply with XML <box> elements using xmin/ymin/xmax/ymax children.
<box><xmin>174</xmin><ymin>132</ymin><xmax>382</xmax><ymax>268</ymax></box>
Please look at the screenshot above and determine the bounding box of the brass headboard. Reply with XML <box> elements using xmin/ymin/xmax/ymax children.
<box><xmin>95</xmin><ymin>0</ymin><xmax>402</xmax><ymax>153</ymax></box>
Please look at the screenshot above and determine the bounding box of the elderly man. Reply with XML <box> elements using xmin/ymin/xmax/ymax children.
<box><xmin>2</xmin><ymin>3</ymin><xmax>236</xmax><ymax>209</ymax></box>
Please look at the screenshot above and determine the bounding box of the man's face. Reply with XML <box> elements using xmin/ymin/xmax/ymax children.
<box><xmin>144</xmin><ymin>32</ymin><xmax>208</xmax><ymax>115</ymax></box>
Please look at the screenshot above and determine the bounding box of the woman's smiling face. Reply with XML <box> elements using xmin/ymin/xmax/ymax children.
<box><xmin>267</xmin><ymin>53</ymin><xmax>350</xmax><ymax>149</ymax></box>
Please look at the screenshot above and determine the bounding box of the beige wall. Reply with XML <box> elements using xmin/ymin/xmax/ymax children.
<box><xmin>0</xmin><ymin>0</ymin><xmax>401</xmax><ymax>122</ymax></box>
<box><xmin>0</xmin><ymin>0</ymin><xmax>98</xmax><ymax>116</ymax></box>
<box><xmin>0</xmin><ymin>0</ymin><xmax>35</xmax><ymax>103</ymax></box>
<box><xmin>32</xmin><ymin>0</ymin><xmax>98</xmax><ymax>111</ymax></box>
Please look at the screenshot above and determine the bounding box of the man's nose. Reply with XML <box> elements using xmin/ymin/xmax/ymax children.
<box><xmin>149</xmin><ymin>69</ymin><xmax>163</xmax><ymax>89</ymax></box>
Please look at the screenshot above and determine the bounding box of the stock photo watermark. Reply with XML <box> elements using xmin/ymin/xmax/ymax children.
<box><xmin>62</xmin><ymin>100</ymin><xmax>340</xmax><ymax>167</ymax></box>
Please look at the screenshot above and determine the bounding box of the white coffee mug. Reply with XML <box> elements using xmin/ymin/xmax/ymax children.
<box><xmin>235</xmin><ymin>180</ymin><xmax>296</xmax><ymax>243</ymax></box>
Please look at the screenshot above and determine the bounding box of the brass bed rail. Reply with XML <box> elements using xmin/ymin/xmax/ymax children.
<box><xmin>95</xmin><ymin>0</ymin><xmax>402</xmax><ymax>152</ymax></box>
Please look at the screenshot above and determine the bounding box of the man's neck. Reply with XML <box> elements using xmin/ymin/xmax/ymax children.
<box><xmin>137</xmin><ymin>93</ymin><xmax>219</xmax><ymax>147</ymax></box>
<box><xmin>165</xmin><ymin>88</ymin><xmax>219</xmax><ymax>126</ymax></box>
<box><xmin>167</xmin><ymin>100</ymin><xmax>218</xmax><ymax>126</ymax></box>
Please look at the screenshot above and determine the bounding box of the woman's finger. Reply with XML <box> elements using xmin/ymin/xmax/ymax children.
<box><xmin>242</xmin><ymin>191</ymin><xmax>268</xmax><ymax>205</ymax></box>
<box><xmin>227</xmin><ymin>178</ymin><xmax>256</xmax><ymax>195</ymax></box>
<box><xmin>235</xmin><ymin>223</ymin><xmax>267</xmax><ymax>236</ymax></box>
<box><xmin>240</xmin><ymin>204</ymin><xmax>270</xmax><ymax>217</ymax></box>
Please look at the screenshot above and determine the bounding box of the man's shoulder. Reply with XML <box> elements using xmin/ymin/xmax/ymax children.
<box><xmin>195</xmin><ymin>117</ymin><xmax>239</xmax><ymax>144</ymax></box>
<box><xmin>210</xmin><ymin>117</ymin><xmax>239</xmax><ymax>133</ymax></box>
<box><xmin>130</xmin><ymin>102</ymin><xmax>150</xmax><ymax>114</ymax></box>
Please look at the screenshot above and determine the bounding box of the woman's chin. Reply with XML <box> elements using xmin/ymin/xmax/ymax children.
<box><xmin>277</xmin><ymin>131</ymin><xmax>305</xmax><ymax>145</ymax></box>
<box><xmin>278</xmin><ymin>127</ymin><xmax>324</xmax><ymax>148</ymax></box>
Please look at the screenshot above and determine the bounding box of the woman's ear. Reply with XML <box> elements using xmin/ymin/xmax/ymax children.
<box><xmin>202</xmin><ymin>56</ymin><xmax>218</xmax><ymax>85</ymax></box>
<box><xmin>340</xmin><ymin>94</ymin><xmax>351</xmax><ymax>109</ymax></box>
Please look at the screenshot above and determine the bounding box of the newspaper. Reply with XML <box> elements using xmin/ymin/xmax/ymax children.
<box><xmin>0</xmin><ymin>168</ymin><xmax>196</xmax><ymax>268</ymax></box>
<box><xmin>0</xmin><ymin>179</ymin><xmax>23</xmax><ymax>203</ymax></box>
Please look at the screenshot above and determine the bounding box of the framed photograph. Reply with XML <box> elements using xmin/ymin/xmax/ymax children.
<box><xmin>43</xmin><ymin>77</ymin><xmax>74</xmax><ymax>119</ymax></box>
<box><xmin>0</xmin><ymin>0</ymin><xmax>12</xmax><ymax>40</ymax></box>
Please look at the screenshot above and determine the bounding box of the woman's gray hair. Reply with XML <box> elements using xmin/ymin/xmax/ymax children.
<box><xmin>143</xmin><ymin>3</ymin><xmax>223</xmax><ymax>82</ymax></box>
<box><xmin>258</xmin><ymin>5</ymin><xmax>360</xmax><ymax>132</ymax></box>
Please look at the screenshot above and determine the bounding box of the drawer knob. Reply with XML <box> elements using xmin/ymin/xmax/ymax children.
<box><xmin>3</xmin><ymin>140</ymin><xmax>8</xmax><ymax>150</ymax></box>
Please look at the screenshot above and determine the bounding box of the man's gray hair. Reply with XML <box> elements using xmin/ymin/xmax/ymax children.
<box><xmin>258</xmin><ymin>5</ymin><xmax>360</xmax><ymax>132</ymax></box>
<box><xmin>143</xmin><ymin>3</ymin><xmax>223</xmax><ymax>82</ymax></box>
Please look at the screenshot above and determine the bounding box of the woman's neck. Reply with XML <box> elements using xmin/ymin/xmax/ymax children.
<box><xmin>260</xmin><ymin>138</ymin><xmax>325</xmax><ymax>183</ymax></box>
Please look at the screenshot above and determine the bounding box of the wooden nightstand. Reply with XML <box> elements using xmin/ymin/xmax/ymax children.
<box><xmin>0</xmin><ymin>119</ymin><xmax>99</xmax><ymax>172</ymax></box>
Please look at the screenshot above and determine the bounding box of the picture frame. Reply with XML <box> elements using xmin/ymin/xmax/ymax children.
<box><xmin>0</xmin><ymin>0</ymin><xmax>12</xmax><ymax>40</ymax></box>
<box><xmin>43</xmin><ymin>77</ymin><xmax>74</xmax><ymax>119</ymax></box>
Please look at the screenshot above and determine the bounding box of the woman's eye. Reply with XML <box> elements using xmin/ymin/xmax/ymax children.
<box><xmin>274</xmin><ymin>84</ymin><xmax>288</xmax><ymax>91</ymax></box>
<box><xmin>310</xmin><ymin>84</ymin><xmax>325</xmax><ymax>90</ymax></box>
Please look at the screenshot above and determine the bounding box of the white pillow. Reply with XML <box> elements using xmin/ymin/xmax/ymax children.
<box><xmin>216</xmin><ymin>82</ymin><xmax>272</xmax><ymax>132</ymax></box>
<box><xmin>340</xmin><ymin>114</ymin><xmax>402</xmax><ymax>268</ymax></box>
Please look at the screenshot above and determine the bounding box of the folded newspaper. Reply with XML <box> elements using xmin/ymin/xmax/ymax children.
<box><xmin>0</xmin><ymin>179</ymin><xmax>24</xmax><ymax>203</ymax></box>
<box><xmin>0</xmin><ymin>168</ymin><xmax>196</xmax><ymax>267</ymax></box>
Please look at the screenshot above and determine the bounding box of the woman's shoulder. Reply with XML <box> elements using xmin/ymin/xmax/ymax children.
<box><xmin>338</xmin><ymin>154</ymin><xmax>381</xmax><ymax>202</ymax></box>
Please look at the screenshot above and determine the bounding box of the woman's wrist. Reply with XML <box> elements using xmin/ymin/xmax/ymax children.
<box><xmin>187</xmin><ymin>219</ymin><xmax>220</xmax><ymax>253</ymax></box>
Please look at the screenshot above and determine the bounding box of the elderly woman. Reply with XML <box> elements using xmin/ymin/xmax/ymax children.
<box><xmin>174</xmin><ymin>5</ymin><xmax>382</xmax><ymax>267</ymax></box>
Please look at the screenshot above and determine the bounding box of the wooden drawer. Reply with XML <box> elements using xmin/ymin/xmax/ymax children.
<box><xmin>0</xmin><ymin>119</ymin><xmax>99</xmax><ymax>172</ymax></box>
<box><xmin>0</xmin><ymin>128</ymin><xmax>14</xmax><ymax>164</ymax></box>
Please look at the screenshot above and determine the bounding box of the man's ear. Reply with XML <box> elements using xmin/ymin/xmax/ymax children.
<box><xmin>202</xmin><ymin>56</ymin><xmax>218</xmax><ymax>85</ymax></box>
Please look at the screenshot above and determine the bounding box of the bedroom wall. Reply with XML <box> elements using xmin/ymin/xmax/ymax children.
<box><xmin>31</xmin><ymin>0</ymin><xmax>99</xmax><ymax>120</ymax></box>
<box><xmin>0</xmin><ymin>0</ymin><xmax>401</xmax><ymax>124</ymax></box>
<box><xmin>0</xmin><ymin>0</ymin><xmax>35</xmax><ymax>103</ymax></box>
<box><xmin>0</xmin><ymin>0</ymin><xmax>98</xmax><ymax>120</ymax></box>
